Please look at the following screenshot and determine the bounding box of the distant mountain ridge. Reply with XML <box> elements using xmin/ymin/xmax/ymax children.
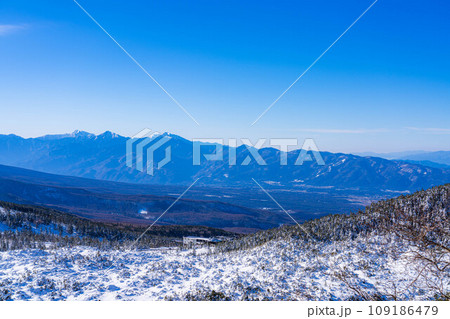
<box><xmin>357</xmin><ymin>150</ymin><xmax>450</xmax><ymax>166</ymax></box>
<box><xmin>0</xmin><ymin>131</ymin><xmax>449</xmax><ymax>193</ymax></box>
<box><xmin>398</xmin><ymin>151</ymin><xmax>450</xmax><ymax>166</ymax></box>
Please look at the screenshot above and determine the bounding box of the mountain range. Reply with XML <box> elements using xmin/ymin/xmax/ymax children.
<box><xmin>1</xmin><ymin>131</ymin><xmax>449</xmax><ymax>193</ymax></box>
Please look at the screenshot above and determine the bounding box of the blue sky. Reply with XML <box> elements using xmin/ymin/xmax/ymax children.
<box><xmin>0</xmin><ymin>0</ymin><xmax>449</xmax><ymax>152</ymax></box>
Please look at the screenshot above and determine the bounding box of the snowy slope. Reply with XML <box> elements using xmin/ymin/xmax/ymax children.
<box><xmin>0</xmin><ymin>184</ymin><xmax>448</xmax><ymax>301</ymax></box>
<box><xmin>0</xmin><ymin>232</ymin><xmax>447</xmax><ymax>301</ymax></box>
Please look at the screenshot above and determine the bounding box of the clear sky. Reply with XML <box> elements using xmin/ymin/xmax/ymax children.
<box><xmin>0</xmin><ymin>0</ymin><xmax>449</xmax><ymax>153</ymax></box>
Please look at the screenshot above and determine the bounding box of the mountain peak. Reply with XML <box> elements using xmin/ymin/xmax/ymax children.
<box><xmin>36</xmin><ymin>130</ymin><xmax>94</xmax><ymax>140</ymax></box>
<box><xmin>95</xmin><ymin>131</ymin><xmax>124</xmax><ymax>140</ymax></box>
<box><xmin>71</xmin><ymin>130</ymin><xmax>95</xmax><ymax>139</ymax></box>
<box><xmin>38</xmin><ymin>130</ymin><xmax>121</xmax><ymax>140</ymax></box>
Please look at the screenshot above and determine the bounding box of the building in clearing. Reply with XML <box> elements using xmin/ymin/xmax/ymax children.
<box><xmin>183</xmin><ymin>236</ymin><xmax>221</xmax><ymax>246</ymax></box>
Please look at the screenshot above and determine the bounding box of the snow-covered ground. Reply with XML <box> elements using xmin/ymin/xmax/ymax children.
<box><xmin>0</xmin><ymin>233</ymin><xmax>445</xmax><ymax>301</ymax></box>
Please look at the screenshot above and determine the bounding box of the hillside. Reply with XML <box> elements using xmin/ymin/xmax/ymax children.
<box><xmin>0</xmin><ymin>184</ymin><xmax>448</xmax><ymax>300</ymax></box>
<box><xmin>0</xmin><ymin>201</ymin><xmax>235</xmax><ymax>251</ymax></box>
